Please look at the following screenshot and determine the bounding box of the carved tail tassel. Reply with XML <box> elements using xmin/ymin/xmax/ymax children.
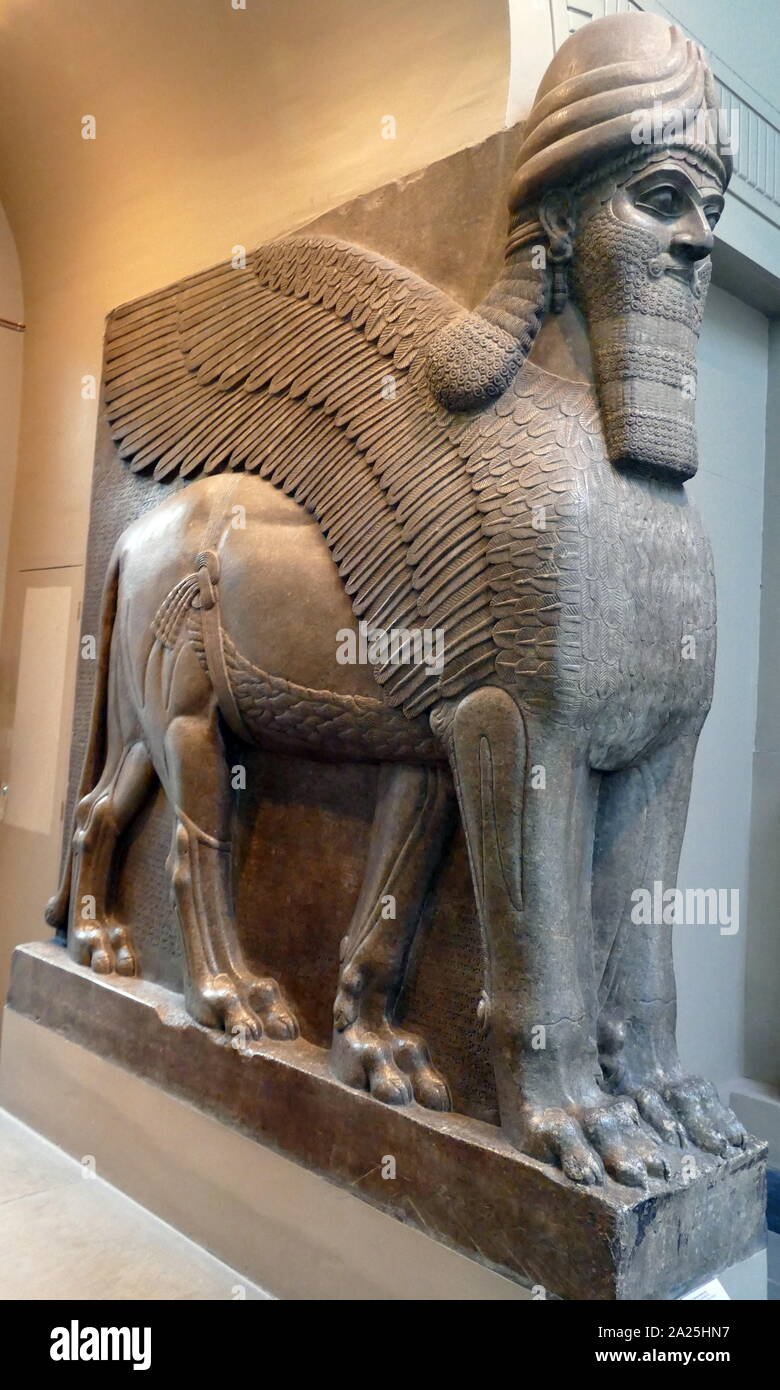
<box><xmin>151</xmin><ymin>574</ymin><xmax>202</xmax><ymax>648</ymax></box>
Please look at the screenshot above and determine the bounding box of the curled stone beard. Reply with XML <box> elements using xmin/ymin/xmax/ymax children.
<box><xmin>571</xmin><ymin>206</ymin><xmax>711</xmax><ymax>481</ymax></box>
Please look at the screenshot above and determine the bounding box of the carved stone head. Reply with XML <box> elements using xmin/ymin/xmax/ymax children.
<box><xmin>426</xmin><ymin>12</ymin><xmax>731</xmax><ymax>481</ymax></box>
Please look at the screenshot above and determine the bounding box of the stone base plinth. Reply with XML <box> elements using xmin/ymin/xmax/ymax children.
<box><xmin>4</xmin><ymin>941</ymin><xmax>767</xmax><ymax>1301</ymax></box>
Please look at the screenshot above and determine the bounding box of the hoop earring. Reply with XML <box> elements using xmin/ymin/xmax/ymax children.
<box><xmin>548</xmin><ymin>231</ymin><xmax>573</xmax><ymax>315</ymax></box>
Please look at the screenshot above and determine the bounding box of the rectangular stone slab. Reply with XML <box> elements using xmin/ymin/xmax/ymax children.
<box><xmin>7</xmin><ymin>941</ymin><xmax>767</xmax><ymax>1301</ymax></box>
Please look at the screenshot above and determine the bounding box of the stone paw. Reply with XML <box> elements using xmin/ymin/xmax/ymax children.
<box><xmin>623</xmin><ymin>1085</ymin><xmax>687</xmax><ymax>1148</ymax></box>
<box><xmin>331</xmin><ymin>1019</ymin><xmax>451</xmax><ymax>1110</ymax></box>
<box><xmin>523</xmin><ymin>1106</ymin><xmax>605</xmax><ymax>1186</ymax></box>
<box><xmin>523</xmin><ymin>1096</ymin><xmax>673</xmax><ymax>1189</ymax></box>
<box><xmin>71</xmin><ymin>921</ymin><xmax>137</xmax><ymax>977</ymax></box>
<box><xmin>196</xmin><ymin>972</ymin><xmax>299</xmax><ymax>1044</ymax></box>
<box><xmin>247</xmin><ymin>975</ymin><xmax>299</xmax><ymax>1041</ymax></box>
<box><xmin>661</xmin><ymin>1076</ymin><xmax>747</xmax><ymax>1155</ymax></box>
<box><xmin>581</xmin><ymin>1097</ymin><xmax>671</xmax><ymax>1186</ymax></box>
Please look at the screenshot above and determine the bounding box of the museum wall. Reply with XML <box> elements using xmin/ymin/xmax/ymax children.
<box><xmin>677</xmin><ymin>285</ymin><xmax>768</xmax><ymax>1087</ymax></box>
<box><xmin>747</xmin><ymin>319</ymin><xmax>780</xmax><ymax>1089</ymax></box>
<box><xmin>650</xmin><ymin>0</ymin><xmax>773</xmax><ymax>99</ymax></box>
<box><xmin>659</xmin><ymin>0</ymin><xmax>780</xmax><ymax>1097</ymax></box>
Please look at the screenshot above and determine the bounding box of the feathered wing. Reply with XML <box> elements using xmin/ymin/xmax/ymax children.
<box><xmin>104</xmin><ymin>234</ymin><xmax>498</xmax><ymax>717</ymax></box>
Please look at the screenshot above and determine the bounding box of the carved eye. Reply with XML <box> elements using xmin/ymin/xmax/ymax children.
<box><xmin>636</xmin><ymin>184</ymin><xmax>685</xmax><ymax>218</ymax></box>
<box><xmin>703</xmin><ymin>201</ymin><xmax>722</xmax><ymax>230</ymax></box>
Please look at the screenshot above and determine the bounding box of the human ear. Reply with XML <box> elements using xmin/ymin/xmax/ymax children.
<box><xmin>539</xmin><ymin>189</ymin><xmax>576</xmax><ymax>264</ymax></box>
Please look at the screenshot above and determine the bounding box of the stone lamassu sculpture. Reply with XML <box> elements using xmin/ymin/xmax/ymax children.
<box><xmin>48</xmin><ymin>12</ymin><xmax>746</xmax><ymax>1188</ymax></box>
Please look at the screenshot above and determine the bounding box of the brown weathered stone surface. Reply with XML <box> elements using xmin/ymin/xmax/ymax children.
<box><xmin>8</xmin><ymin>943</ymin><xmax>767</xmax><ymax>1301</ymax></box>
<box><xmin>58</xmin><ymin>128</ymin><xmax>525</xmax><ymax>1125</ymax></box>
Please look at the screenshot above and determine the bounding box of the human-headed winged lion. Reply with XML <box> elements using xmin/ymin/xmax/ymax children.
<box><xmin>48</xmin><ymin>13</ymin><xmax>747</xmax><ymax>1186</ymax></box>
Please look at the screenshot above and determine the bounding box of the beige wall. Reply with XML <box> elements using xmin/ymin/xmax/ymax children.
<box><xmin>0</xmin><ymin>0</ymin><xmax>510</xmax><ymax>998</ymax></box>
<box><xmin>0</xmin><ymin>202</ymin><xmax>22</xmax><ymax>635</ymax></box>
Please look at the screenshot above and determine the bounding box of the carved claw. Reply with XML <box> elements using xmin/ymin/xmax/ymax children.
<box><xmin>392</xmin><ymin>1030</ymin><xmax>452</xmax><ymax>1110</ymax></box>
<box><xmin>71</xmin><ymin>921</ymin><xmax>137</xmax><ymax>978</ymax></box>
<box><xmin>248</xmin><ymin>976</ymin><xmax>299</xmax><ymax>1040</ymax></box>
<box><xmin>581</xmin><ymin>1097</ymin><xmax>660</xmax><ymax>1188</ymax></box>
<box><xmin>195</xmin><ymin>972</ymin><xmax>299</xmax><ymax>1044</ymax></box>
<box><xmin>632</xmin><ymin>1086</ymin><xmax>686</xmax><ymax>1147</ymax></box>
<box><xmin>331</xmin><ymin>1019</ymin><xmax>451</xmax><ymax>1111</ymax></box>
<box><xmin>524</xmin><ymin>1107</ymin><xmax>605</xmax><ymax>1186</ymax></box>
<box><xmin>663</xmin><ymin>1076</ymin><xmax>747</xmax><ymax>1154</ymax></box>
<box><xmin>224</xmin><ymin>997</ymin><xmax>265</xmax><ymax>1044</ymax></box>
<box><xmin>523</xmin><ymin>1094</ymin><xmax>678</xmax><ymax>1189</ymax></box>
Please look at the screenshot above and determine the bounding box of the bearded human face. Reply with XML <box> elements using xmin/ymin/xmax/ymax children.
<box><xmin>570</xmin><ymin>150</ymin><xmax>725</xmax><ymax>480</ymax></box>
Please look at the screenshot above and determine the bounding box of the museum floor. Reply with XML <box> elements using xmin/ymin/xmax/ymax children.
<box><xmin>0</xmin><ymin>1109</ymin><xmax>270</xmax><ymax>1300</ymax></box>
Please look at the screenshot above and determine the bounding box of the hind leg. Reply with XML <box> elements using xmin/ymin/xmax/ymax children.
<box><xmin>331</xmin><ymin>763</ymin><xmax>454</xmax><ymax>1108</ymax></box>
<box><xmin>69</xmin><ymin>739</ymin><xmax>156</xmax><ymax>975</ymax></box>
<box><xmin>160</xmin><ymin>690</ymin><xmax>298</xmax><ymax>1044</ymax></box>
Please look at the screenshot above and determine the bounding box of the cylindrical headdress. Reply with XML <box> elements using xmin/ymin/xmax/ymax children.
<box><xmin>510</xmin><ymin>12</ymin><xmax>731</xmax><ymax>216</ymax></box>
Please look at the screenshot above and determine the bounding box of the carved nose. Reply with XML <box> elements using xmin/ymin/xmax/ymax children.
<box><xmin>671</xmin><ymin>209</ymin><xmax>714</xmax><ymax>262</ymax></box>
<box><xmin>674</xmin><ymin>235</ymin><xmax>712</xmax><ymax>263</ymax></box>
